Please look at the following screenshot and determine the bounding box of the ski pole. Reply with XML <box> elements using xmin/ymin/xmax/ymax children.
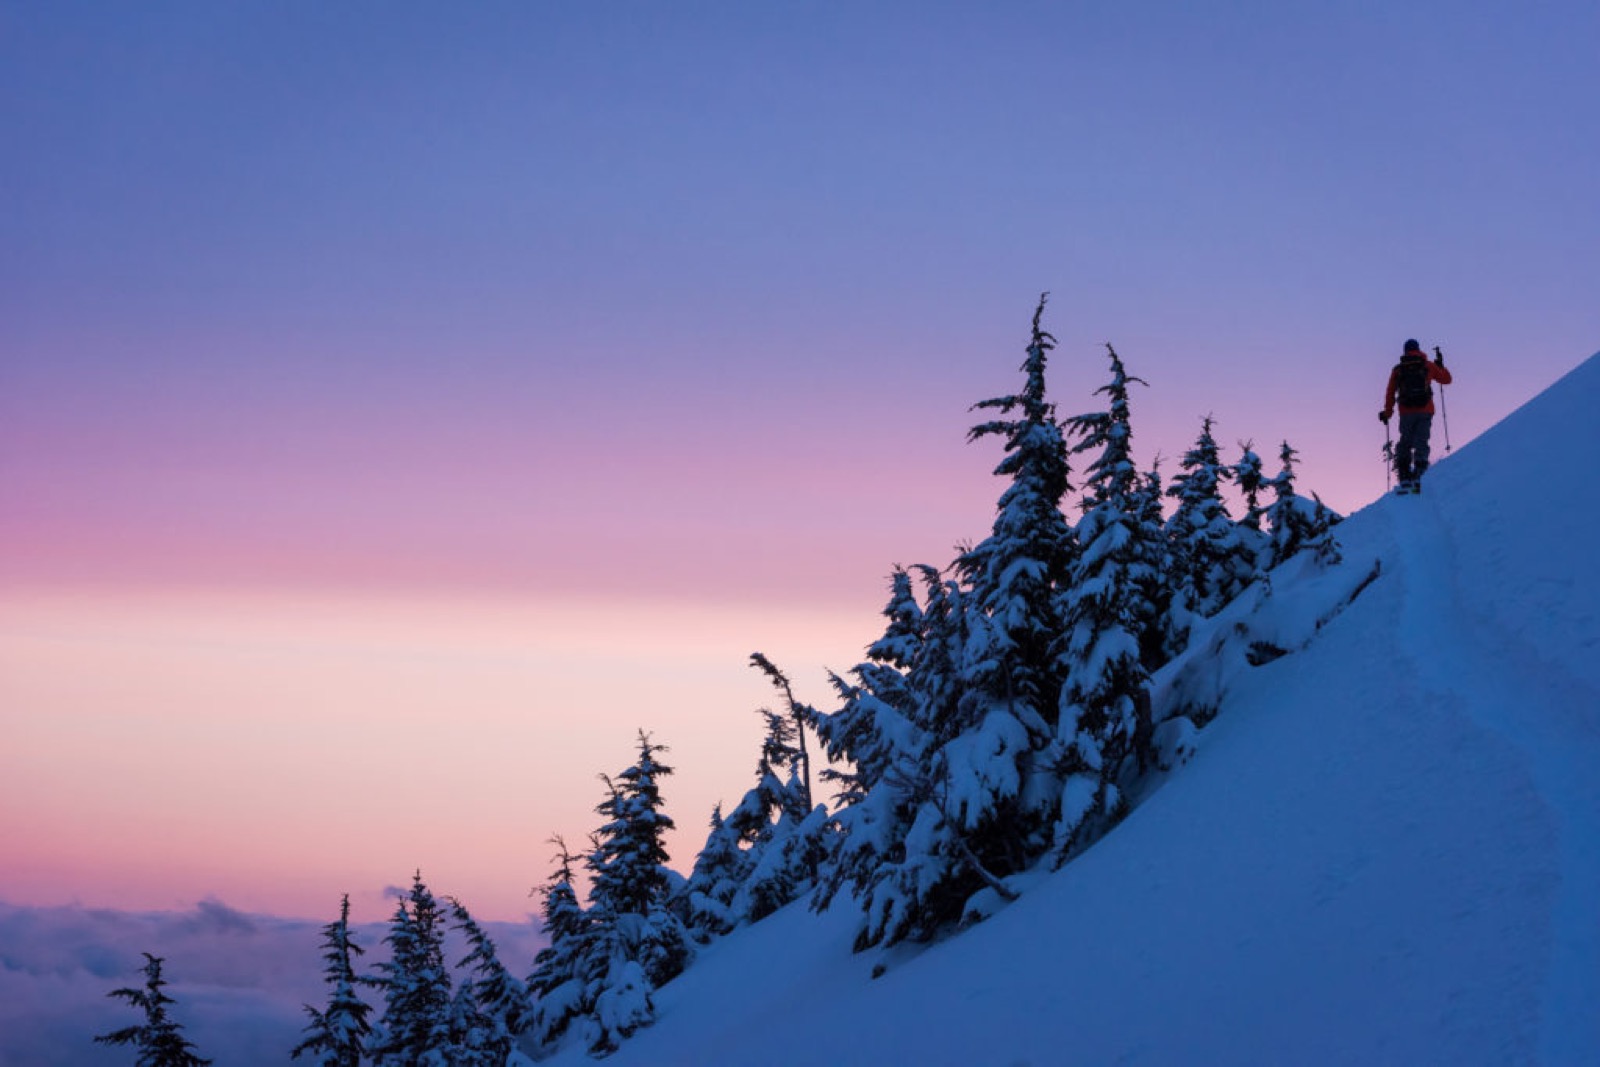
<box><xmin>1434</xmin><ymin>345</ymin><xmax>1452</xmax><ymax>453</ymax></box>
<box><xmin>1383</xmin><ymin>418</ymin><xmax>1393</xmax><ymax>491</ymax></box>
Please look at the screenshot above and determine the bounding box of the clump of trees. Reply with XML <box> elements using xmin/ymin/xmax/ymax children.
<box><xmin>526</xmin><ymin>294</ymin><xmax>1342</xmax><ymax>1047</ymax></box>
<box><xmin>97</xmin><ymin>298</ymin><xmax>1344</xmax><ymax>1063</ymax></box>
<box><xmin>763</xmin><ymin>301</ymin><xmax>1339</xmax><ymax>953</ymax></box>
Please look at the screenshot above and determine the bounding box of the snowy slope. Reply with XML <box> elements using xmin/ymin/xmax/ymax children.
<box><xmin>554</xmin><ymin>353</ymin><xmax>1600</xmax><ymax>1066</ymax></box>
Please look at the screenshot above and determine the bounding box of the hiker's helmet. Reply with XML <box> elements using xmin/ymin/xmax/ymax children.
<box><xmin>1404</xmin><ymin>338</ymin><xmax>1421</xmax><ymax>353</ymax></box>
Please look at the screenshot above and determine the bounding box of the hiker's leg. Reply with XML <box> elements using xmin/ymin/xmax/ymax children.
<box><xmin>1411</xmin><ymin>413</ymin><xmax>1434</xmax><ymax>478</ymax></box>
<box><xmin>1396</xmin><ymin>414</ymin><xmax>1423</xmax><ymax>481</ymax></box>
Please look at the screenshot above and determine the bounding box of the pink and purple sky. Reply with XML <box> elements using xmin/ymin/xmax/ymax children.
<box><xmin>3</xmin><ymin>2</ymin><xmax>1596</xmax><ymax>924</ymax></box>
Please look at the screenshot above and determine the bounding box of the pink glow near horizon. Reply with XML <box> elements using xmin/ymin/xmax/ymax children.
<box><xmin>0</xmin><ymin>588</ymin><xmax>873</xmax><ymax>922</ymax></box>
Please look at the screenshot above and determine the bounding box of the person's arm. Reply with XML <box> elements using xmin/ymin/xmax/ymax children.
<box><xmin>1431</xmin><ymin>361</ymin><xmax>1453</xmax><ymax>386</ymax></box>
<box><xmin>1381</xmin><ymin>366</ymin><xmax>1399</xmax><ymax>419</ymax></box>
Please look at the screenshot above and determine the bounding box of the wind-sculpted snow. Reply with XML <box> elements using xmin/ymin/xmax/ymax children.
<box><xmin>551</xmin><ymin>354</ymin><xmax>1600</xmax><ymax>1066</ymax></box>
<box><xmin>1152</xmin><ymin>545</ymin><xmax>1382</xmax><ymax>728</ymax></box>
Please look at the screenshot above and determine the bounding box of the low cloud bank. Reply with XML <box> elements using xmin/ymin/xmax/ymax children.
<box><xmin>0</xmin><ymin>899</ymin><xmax>545</xmax><ymax>1066</ymax></box>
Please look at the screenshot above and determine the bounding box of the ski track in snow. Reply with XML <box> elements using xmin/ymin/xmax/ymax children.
<box><xmin>1388</xmin><ymin>491</ymin><xmax>1600</xmax><ymax>1064</ymax></box>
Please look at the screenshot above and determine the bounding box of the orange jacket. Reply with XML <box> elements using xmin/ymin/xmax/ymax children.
<box><xmin>1384</xmin><ymin>353</ymin><xmax>1453</xmax><ymax>416</ymax></box>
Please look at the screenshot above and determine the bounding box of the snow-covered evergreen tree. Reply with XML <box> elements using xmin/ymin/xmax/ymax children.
<box><xmin>864</xmin><ymin>565</ymin><xmax>924</xmax><ymax>670</ymax></box>
<box><xmin>806</xmin><ymin>567</ymin><xmax>923</xmax><ymax>813</ymax></box>
<box><xmin>1056</xmin><ymin>344</ymin><xmax>1161</xmax><ymax>853</ymax></box>
<box><xmin>941</xmin><ymin>292</ymin><xmax>1079</xmax><ymax>871</ymax></box>
<box><xmin>746</xmin><ymin>653</ymin><xmax>815</xmax><ymax>812</ymax></box>
<box><xmin>836</xmin><ymin>300</ymin><xmax>1097</xmax><ymax>947</ymax></box>
<box><xmin>1264</xmin><ymin>440</ymin><xmax>1343</xmax><ymax>568</ymax></box>
<box><xmin>589</xmin><ymin>734</ymin><xmax>692</xmax><ymax>989</ymax></box>
<box><xmin>526</xmin><ymin>839</ymin><xmax>590</xmax><ymax>1048</ymax></box>
<box><xmin>845</xmin><ymin>564</ymin><xmax>1048</xmax><ymax>946</ymax></box>
<box><xmin>447</xmin><ymin>899</ymin><xmax>534</xmax><ymax>1066</ymax></box>
<box><xmin>955</xmin><ymin>292</ymin><xmax>1076</xmax><ymax>730</ymax></box>
<box><xmin>1164</xmin><ymin>417</ymin><xmax>1259</xmax><ymax>652</ymax></box>
<box><xmin>369</xmin><ymin>874</ymin><xmax>453</xmax><ymax>1066</ymax></box>
<box><xmin>1131</xmin><ymin>459</ymin><xmax>1174</xmax><ymax>668</ymax></box>
<box><xmin>292</xmin><ymin>895</ymin><xmax>373</xmax><ymax>1066</ymax></box>
<box><xmin>440</xmin><ymin>982</ymin><xmax>499</xmax><ymax>1067</ymax></box>
<box><xmin>93</xmin><ymin>953</ymin><xmax>212</xmax><ymax>1067</ymax></box>
<box><xmin>587</xmin><ymin>737</ymin><xmax>678</xmax><ymax>931</ymax></box>
<box><xmin>1230</xmin><ymin>439</ymin><xmax>1273</xmax><ymax>572</ymax></box>
<box><xmin>530</xmin><ymin>734</ymin><xmax>692</xmax><ymax>1057</ymax></box>
<box><xmin>848</xmin><ymin>567</ymin><xmax>968</xmax><ymax>948</ymax></box>
<box><xmin>828</xmin><ymin>564</ymin><xmax>926</xmax><ymax>798</ymax></box>
<box><xmin>808</xmin><ymin>568</ymin><xmax>928</xmax><ymax>913</ymax></box>
<box><xmin>681</xmin><ymin>804</ymin><xmax>747</xmax><ymax>937</ymax></box>
<box><xmin>1233</xmin><ymin>440</ymin><xmax>1267</xmax><ymax>533</ymax></box>
<box><xmin>715</xmin><ymin>684</ymin><xmax>830</xmax><ymax>925</ymax></box>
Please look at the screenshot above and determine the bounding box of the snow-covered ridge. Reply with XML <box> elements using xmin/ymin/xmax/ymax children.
<box><xmin>557</xmin><ymin>352</ymin><xmax>1600</xmax><ymax>1065</ymax></box>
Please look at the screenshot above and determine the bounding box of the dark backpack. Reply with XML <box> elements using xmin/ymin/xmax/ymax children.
<box><xmin>1395</xmin><ymin>357</ymin><xmax>1431</xmax><ymax>408</ymax></box>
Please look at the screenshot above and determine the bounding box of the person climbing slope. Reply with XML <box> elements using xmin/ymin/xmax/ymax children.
<box><xmin>1380</xmin><ymin>339</ymin><xmax>1453</xmax><ymax>494</ymax></box>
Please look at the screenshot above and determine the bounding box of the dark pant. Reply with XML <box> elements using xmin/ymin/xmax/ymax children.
<box><xmin>1396</xmin><ymin>412</ymin><xmax>1433</xmax><ymax>481</ymax></box>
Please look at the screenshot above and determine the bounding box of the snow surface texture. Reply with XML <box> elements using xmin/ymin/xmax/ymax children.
<box><xmin>556</xmin><ymin>354</ymin><xmax>1600</xmax><ymax>1066</ymax></box>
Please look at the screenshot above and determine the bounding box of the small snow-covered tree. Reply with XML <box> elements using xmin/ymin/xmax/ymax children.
<box><xmin>849</xmin><ymin>568</ymin><xmax>1035</xmax><ymax>948</ymax></box>
<box><xmin>681</xmin><ymin>804</ymin><xmax>747</xmax><ymax>937</ymax></box>
<box><xmin>94</xmin><ymin>953</ymin><xmax>212</xmax><ymax>1067</ymax></box>
<box><xmin>808</xmin><ymin>569</ymin><xmax>928</xmax><ymax>913</ymax></box>
<box><xmin>370</xmin><ymin>874</ymin><xmax>453</xmax><ymax>1065</ymax></box>
<box><xmin>941</xmin><ymin>293</ymin><xmax>1080</xmax><ymax>875</ymax></box>
<box><xmin>849</xmin><ymin>568</ymin><xmax>959</xmax><ymax>948</ymax></box>
<box><xmin>1056</xmin><ymin>344</ymin><xmax>1160</xmax><ymax>853</ymax></box>
<box><xmin>1233</xmin><ymin>440</ymin><xmax>1267</xmax><ymax>532</ymax></box>
<box><xmin>1230</xmin><ymin>439</ymin><xmax>1273</xmax><ymax>570</ymax></box>
<box><xmin>526</xmin><ymin>839</ymin><xmax>589</xmax><ymax>1048</ymax></box>
<box><xmin>448</xmin><ymin>898</ymin><xmax>534</xmax><ymax>1065</ymax></box>
<box><xmin>1165</xmin><ymin>417</ymin><xmax>1259</xmax><ymax>650</ymax></box>
<box><xmin>1264</xmin><ymin>440</ymin><xmax>1342</xmax><ymax>568</ymax></box>
<box><xmin>715</xmin><ymin>691</ymin><xmax>831</xmax><ymax>925</ymax></box>
<box><xmin>747</xmin><ymin>653</ymin><xmax>815</xmax><ymax>812</ymax></box>
<box><xmin>1131</xmin><ymin>458</ymin><xmax>1174</xmax><ymax>668</ymax></box>
<box><xmin>955</xmin><ymin>292</ymin><xmax>1076</xmax><ymax>731</ymax></box>
<box><xmin>864</xmin><ymin>565</ymin><xmax>924</xmax><ymax>670</ymax></box>
<box><xmin>292</xmin><ymin>895</ymin><xmax>373</xmax><ymax>1066</ymax></box>
<box><xmin>589</xmin><ymin>734</ymin><xmax>692</xmax><ymax>990</ymax></box>
<box><xmin>534</xmin><ymin>733</ymin><xmax>693</xmax><ymax>1057</ymax></box>
<box><xmin>806</xmin><ymin>568</ymin><xmax>923</xmax><ymax>813</ymax></box>
<box><xmin>440</xmin><ymin>981</ymin><xmax>499</xmax><ymax>1067</ymax></box>
<box><xmin>587</xmin><ymin>737</ymin><xmax>677</xmax><ymax>926</ymax></box>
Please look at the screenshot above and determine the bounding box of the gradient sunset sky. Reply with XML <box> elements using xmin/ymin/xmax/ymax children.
<box><xmin>3</xmin><ymin>2</ymin><xmax>1597</xmax><ymax>923</ymax></box>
